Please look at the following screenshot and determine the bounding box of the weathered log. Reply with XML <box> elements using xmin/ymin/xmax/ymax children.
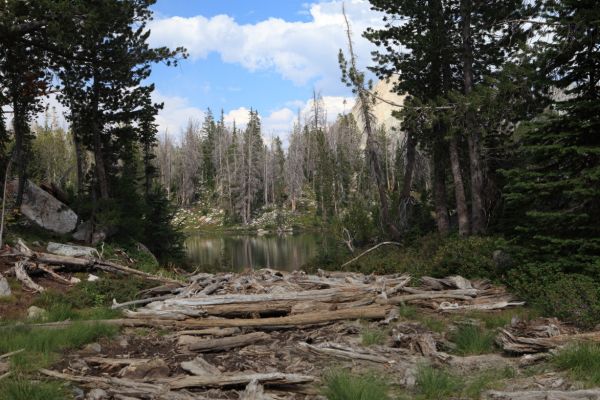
<box><xmin>86</xmin><ymin>357</ymin><xmax>151</xmax><ymax>367</ymax></box>
<box><xmin>167</xmin><ymin>372</ymin><xmax>314</xmax><ymax>389</ymax></box>
<box><xmin>298</xmin><ymin>341</ymin><xmax>390</xmax><ymax>364</ymax></box>
<box><xmin>171</xmin><ymin>328</ymin><xmax>241</xmax><ymax>338</ymax></box>
<box><xmin>485</xmin><ymin>389</ymin><xmax>600</xmax><ymax>399</ymax></box>
<box><xmin>384</xmin><ymin>292</ymin><xmax>474</xmax><ymax>304</ymax></box>
<box><xmin>36</xmin><ymin>264</ymin><xmax>73</xmax><ymax>285</ymax></box>
<box><xmin>28</xmin><ymin>305</ymin><xmax>390</xmax><ymax>329</ymax></box>
<box><xmin>180</xmin><ymin>356</ymin><xmax>221</xmax><ymax>376</ymax></box>
<box><xmin>240</xmin><ymin>379</ymin><xmax>275</xmax><ymax>400</ymax></box>
<box><xmin>497</xmin><ymin>328</ymin><xmax>600</xmax><ymax>354</ymax></box>
<box><xmin>15</xmin><ymin>261</ymin><xmax>44</xmax><ymax>292</ymax></box>
<box><xmin>439</xmin><ymin>301</ymin><xmax>525</xmax><ymax>311</ymax></box>
<box><xmin>0</xmin><ymin>349</ymin><xmax>24</xmax><ymax>360</ymax></box>
<box><xmin>111</xmin><ymin>294</ymin><xmax>176</xmax><ymax>310</ymax></box>
<box><xmin>187</xmin><ymin>332</ymin><xmax>270</xmax><ymax>352</ymax></box>
<box><xmin>155</xmin><ymin>287</ymin><xmax>370</xmax><ymax>308</ymax></box>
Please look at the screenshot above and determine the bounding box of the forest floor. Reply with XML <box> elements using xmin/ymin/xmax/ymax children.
<box><xmin>1</xmin><ymin>242</ymin><xmax>600</xmax><ymax>400</ymax></box>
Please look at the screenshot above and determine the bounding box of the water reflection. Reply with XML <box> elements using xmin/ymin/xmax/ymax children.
<box><xmin>185</xmin><ymin>232</ymin><xmax>330</xmax><ymax>271</ymax></box>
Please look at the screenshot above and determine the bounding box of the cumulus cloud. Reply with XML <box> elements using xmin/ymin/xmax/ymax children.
<box><xmin>153</xmin><ymin>91</ymin><xmax>205</xmax><ymax>138</ymax></box>
<box><xmin>148</xmin><ymin>0</ymin><xmax>385</xmax><ymax>88</ymax></box>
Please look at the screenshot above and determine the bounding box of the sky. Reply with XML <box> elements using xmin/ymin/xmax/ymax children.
<box><xmin>145</xmin><ymin>0</ymin><xmax>387</xmax><ymax>142</ymax></box>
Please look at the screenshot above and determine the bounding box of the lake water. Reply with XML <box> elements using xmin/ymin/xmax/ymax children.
<box><xmin>184</xmin><ymin>232</ymin><xmax>333</xmax><ymax>271</ymax></box>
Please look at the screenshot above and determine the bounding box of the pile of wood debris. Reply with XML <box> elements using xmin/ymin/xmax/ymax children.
<box><xmin>4</xmin><ymin>241</ymin><xmax>600</xmax><ymax>399</ymax></box>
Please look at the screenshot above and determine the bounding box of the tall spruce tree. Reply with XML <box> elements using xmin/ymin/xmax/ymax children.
<box><xmin>503</xmin><ymin>1</ymin><xmax>600</xmax><ymax>282</ymax></box>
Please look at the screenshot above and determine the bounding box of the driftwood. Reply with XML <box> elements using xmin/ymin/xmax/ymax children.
<box><xmin>497</xmin><ymin>328</ymin><xmax>600</xmax><ymax>354</ymax></box>
<box><xmin>187</xmin><ymin>332</ymin><xmax>270</xmax><ymax>352</ymax></box>
<box><xmin>298</xmin><ymin>341</ymin><xmax>391</xmax><ymax>364</ymax></box>
<box><xmin>486</xmin><ymin>389</ymin><xmax>600</xmax><ymax>399</ymax></box>
<box><xmin>0</xmin><ymin>349</ymin><xmax>24</xmax><ymax>360</ymax></box>
<box><xmin>36</xmin><ymin>264</ymin><xmax>73</xmax><ymax>285</ymax></box>
<box><xmin>111</xmin><ymin>294</ymin><xmax>176</xmax><ymax>309</ymax></box>
<box><xmin>14</xmin><ymin>261</ymin><xmax>44</xmax><ymax>292</ymax></box>
<box><xmin>167</xmin><ymin>372</ymin><xmax>315</xmax><ymax>389</ymax></box>
<box><xmin>180</xmin><ymin>356</ymin><xmax>221</xmax><ymax>376</ymax></box>
<box><xmin>341</xmin><ymin>241</ymin><xmax>400</xmax><ymax>268</ymax></box>
<box><xmin>171</xmin><ymin>328</ymin><xmax>241</xmax><ymax>338</ymax></box>
<box><xmin>240</xmin><ymin>379</ymin><xmax>274</xmax><ymax>400</ymax></box>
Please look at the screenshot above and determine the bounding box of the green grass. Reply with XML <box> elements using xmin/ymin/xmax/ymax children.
<box><xmin>398</xmin><ymin>305</ymin><xmax>418</xmax><ymax>319</ymax></box>
<box><xmin>415</xmin><ymin>365</ymin><xmax>462</xmax><ymax>399</ymax></box>
<box><xmin>553</xmin><ymin>343</ymin><xmax>600</xmax><ymax>386</ymax></box>
<box><xmin>412</xmin><ymin>365</ymin><xmax>514</xmax><ymax>399</ymax></box>
<box><xmin>322</xmin><ymin>369</ymin><xmax>391</xmax><ymax>400</ymax></box>
<box><xmin>450</xmin><ymin>324</ymin><xmax>496</xmax><ymax>355</ymax></box>
<box><xmin>0</xmin><ymin>378</ymin><xmax>70</xmax><ymax>400</ymax></box>
<box><xmin>0</xmin><ymin>322</ymin><xmax>118</xmax><ymax>373</ymax></box>
<box><xmin>420</xmin><ymin>316</ymin><xmax>445</xmax><ymax>333</ymax></box>
<box><xmin>465</xmin><ymin>308</ymin><xmax>539</xmax><ymax>329</ymax></box>
<box><xmin>361</xmin><ymin>327</ymin><xmax>388</xmax><ymax>346</ymax></box>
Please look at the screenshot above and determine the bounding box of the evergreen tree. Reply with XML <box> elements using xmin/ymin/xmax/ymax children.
<box><xmin>503</xmin><ymin>1</ymin><xmax>600</xmax><ymax>283</ymax></box>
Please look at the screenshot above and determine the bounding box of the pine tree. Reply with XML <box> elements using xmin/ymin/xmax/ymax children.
<box><xmin>503</xmin><ymin>1</ymin><xmax>600</xmax><ymax>281</ymax></box>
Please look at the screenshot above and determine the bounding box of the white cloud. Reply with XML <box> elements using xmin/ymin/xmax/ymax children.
<box><xmin>223</xmin><ymin>107</ymin><xmax>252</xmax><ymax>128</ymax></box>
<box><xmin>148</xmin><ymin>0</ymin><xmax>385</xmax><ymax>88</ymax></box>
<box><xmin>153</xmin><ymin>91</ymin><xmax>205</xmax><ymax>138</ymax></box>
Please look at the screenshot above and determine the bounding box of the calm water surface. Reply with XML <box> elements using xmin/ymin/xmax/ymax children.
<box><xmin>185</xmin><ymin>232</ymin><xmax>333</xmax><ymax>271</ymax></box>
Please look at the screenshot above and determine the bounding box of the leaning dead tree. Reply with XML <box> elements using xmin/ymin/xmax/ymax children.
<box><xmin>338</xmin><ymin>5</ymin><xmax>401</xmax><ymax>240</ymax></box>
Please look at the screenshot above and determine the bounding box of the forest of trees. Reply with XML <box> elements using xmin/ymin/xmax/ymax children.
<box><xmin>0</xmin><ymin>1</ymin><xmax>598</xmax><ymax>316</ymax></box>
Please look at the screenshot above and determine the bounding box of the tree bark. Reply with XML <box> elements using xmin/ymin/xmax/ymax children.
<box><xmin>448</xmin><ymin>136</ymin><xmax>470</xmax><ymax>236</ymax></box>
<box><xmin>461</xmin><ymin>0</ymin><xmax>485</xmax><ymax>234</ymax></box>
<box><xmin>432</xmin><ymin>144</ymin><xmax>450</xmax><ymax>235</ymax></box>
<box><xmin>91</xmin><ymin>72</ymin><xmax>109</xmax><ymax>199</ymax></box>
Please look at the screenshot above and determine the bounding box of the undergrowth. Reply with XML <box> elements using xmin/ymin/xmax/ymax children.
<box><xmin>361</xmin><ymin>327</ymin><xmax>388</xmax><ymax>346</ymax></box>
<box><xmin>450</xmin><ymin>324</ymin><xmax>496</xmax><ymax>355</ymax></box>
<box><xmin>0</xmin><ymin>378</ymin><xmax>70</xmax><ymax>400</ymax></box>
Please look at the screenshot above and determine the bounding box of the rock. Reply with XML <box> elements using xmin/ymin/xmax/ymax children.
<box><xmin>47</xmin><ymin>242</ymin><xmax>98</xmax><ymax>258</ymax></box>
<box><xmin>70</xmin><ymin>277</ymin><xmax>82</xmax><ymax>284</ymax></box>
<box><xmin>0</xmin><ymin>273</ymin><xmax>11</xmax><ymax>297</ymax></box>
<box><xmin>27</xmin><ymin>306</ymin><xmax>47</xmax><ymax>320</ymax></box>
<box><xmin>8</xmin><ymin>179</ymin><xmax>78</xmax><ymax>234</ymax></box>
<box><xmin>82</xmin><ymin>342</ymin><xmax>102</xmax><ymax>353</ymax></box>
<box><xmin>72</xmin><ymin>220</ymin><xmax>116</xmax><ymax>245</ymax></box>
<box><xmin>70</xmin><ymin>358</ymin><xmax>89</xmax><ymax>373</ymax></box>
<box><xmin>116</xmin><ymin>336</ymin><xmax>129</xmax><ymax>348</ymax></box>
<box><xmin>87</xmin><ymin>274</ymin><xmax>100</xmax><ymax>282</ymax></box>
<box><xmin>119</xmin><ymin>358</ymin><xmax>170</xmax><ymax>379</ymax></box>
<box><xmin>72</xmin><ymin>387</ymin><xmax>85</xmax><ymax>400</ymax></box>
<box><xmin>86</xmin><ymin>388</ymin><xmax>108</xmax><ymax>400</ymax></box>
<box><xmin>493</xmin><ymin>250</ymin><xmax>513</xmax><ymax>273</ymax></box>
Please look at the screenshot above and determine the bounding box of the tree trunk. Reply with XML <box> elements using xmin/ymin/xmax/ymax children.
<box><xmin>461</xmin><ymin>0</ymin><xmax>485</xmax><ymax>234</ymax></box>
<box><xmin>398</xmin><ymin>131</ymin><xmax>416</xmax><ymax>231</ymax></box>
<box><xmin>12</xmin><ymin>97</ymin><xmax>26</xmax><ymax>207</ymax></box>
<box><xmin>72</xmin><ymin>126</ymin><xmax>84</xmax><ymax>200</ymax></box>
<box><xmin>432</xmin><ymin>144</ymin><xmax>450</xmax><ymax>235</ymax></box>
<box><xmin>91</xmin><ymin>73</ymin><xmax>109</xmax><ymax>199</ymax></box>
<box><xmin>448</xmin><ymin>135</ymin><xmax>470</xmax><ymax>236</ymax></box>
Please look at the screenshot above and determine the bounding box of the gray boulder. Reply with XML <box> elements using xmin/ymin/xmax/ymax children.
<box><xmin>0</xmin><ymin>273</ymin><xmax>11</xmax><ymax>297</ymax></box>
<box><xmin>9</xmin><ymin>180</ymin><xmax>78</xmax><ymax>234</ymax></box>
<box><xmin>72</xmin><ymin>220</ymin><xmax>116</xmax><ymax>245</ymax></box>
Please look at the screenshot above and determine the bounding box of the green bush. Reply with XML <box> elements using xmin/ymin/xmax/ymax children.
<box><xmin>428</xmin><ymin>236</ymin><xmax>506</xmax><ymax>278</ymax></box>
<box><xmin>540</xmin><ymin>275</ymin><xmax>600</xmax><ymax>329</ymax></box>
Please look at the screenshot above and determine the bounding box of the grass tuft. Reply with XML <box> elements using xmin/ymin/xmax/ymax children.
<box><xmin>415</xmin><ymin>365</ymin><xmax>462</xmax><ymax>399</ymax></box>
<box><xmin>322</xmin><ymin>369</ymin><xmax>390</xmax><ymax>400</ymax></box>
<box><xmin>0</xmin><ymin>378</ymin><xmax>70</xmax><ymax>400</ymax></box>
<box><xmin>450</xmin><ymin>324</ymin><xmax>496</xmax><ymax>355</ymax></box>
<box><xmin>398</xmin><ymin>305</ymin><xmax>418</xmax><ymax>319</ymax></box>
<box><xmin>361</xmin><ymin>327</ymin><xmax>387</xmax><ymax>347</ymax></box>
<box><xmin>553</xmin><ymin>343</ymin><xmax>600</xmax><ymax>386</ymax></box>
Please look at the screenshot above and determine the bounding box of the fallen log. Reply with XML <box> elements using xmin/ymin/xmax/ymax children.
<box><xmin>36</xmin><ymin>264</ymin><xmax>73</xmax><ymax>285</ymax></box>
<box><xmin>486</xmin><ymin>389</ymin><xmax>600</xmax><ymax>399</ymax></box>
<box><xmin>27</xmin><ymin>305</ymin><xmax>391</xmax><ymax>329</ymax></box>
<box><xmin>154</xmin><ymin>287</ymin><xmax>370</xmax><ymax>308</ymax></box>
<box><xmin>240</xmin><ymin>379</ymin><xmax>275</xmax><ymax>400</ymax></box>
<box><xmin>187</xmin><ymin>331</ymin><xmax>270</xmax><ymax>352</ymax></box>
<box><xmin>171</xmin><ymin>327</ymin><xmax>241</xmax><ymax>338</ymax></box>
<box><xmin>497</xmin><ymin>328</ymin><xmax>600</xmax><ymax>354</ymax></box>
<box><xmin>180</xmin><ymin>356</ymin><xmax>221</xmax><ymax>376</ymax></box>
<box><xmin>167</xmin><ymin>372</ymin><xmax>315</xmax><ymax>389</ymax></box>
<box><xmin>15</xmin><ymin>261</ymin><xmax>44</xmax><ymax>292</ymax></box>
<box><xmin>384</xmin><ymin>292</ymin><xmax>474</xmax><ymax>304</ymax></box>
<box><xmin>439</xmin><ymin>301</ymin><xmax>525</xmax><ymax>311</ymax></box>
<box><xmin>298</xmin><ymin>341</ymin><xmax>390</xmax><ymax>364</ymax></box>
<box><xmin>111</xmin><ymin>294</ymin><xmax>177</xmax><ymax>310</ymax></box>
<box><xmin>0</xmin><ymin>349</ymin><xmax>24</xmax><ymax>360</ymax></box>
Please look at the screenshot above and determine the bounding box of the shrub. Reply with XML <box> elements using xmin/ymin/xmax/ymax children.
<box><xmin>322</xmin><ymin>369</ymin><xmax>390</xmax><ymax>400</ymax></box>
<box><xmin>541</xmin><ymin>274</ymin><xmax>600</xmax><ymax>329</ymax></box>
<box><xmin>428</xmin><ymin>235</ymin><xmax>506</xmax><ymax>278</ymax></box>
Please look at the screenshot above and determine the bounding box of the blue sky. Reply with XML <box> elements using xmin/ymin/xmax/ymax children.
<box><xmin>146</xmin><ymin>0</ymin><xmax>386</xmax><ymax>140</ymax></box>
